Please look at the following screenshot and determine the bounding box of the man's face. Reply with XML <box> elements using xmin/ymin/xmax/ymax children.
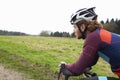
<box><xmin>73</xmin><ymin>24</ymin><xmax>82</xmax><ymax>39</ymax></box>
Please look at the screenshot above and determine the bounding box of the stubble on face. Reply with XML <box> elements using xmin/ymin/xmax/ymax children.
<box><xmin>73</xmin><ymin>25</ymin><xmax>82</xmax><ymax>39</ymax></box>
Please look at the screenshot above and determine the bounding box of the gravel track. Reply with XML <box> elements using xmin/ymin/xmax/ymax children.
<box><xmin>0</xmin><ymin>64</ymin><xmax>34</xmax><ymax>80</ymax></box>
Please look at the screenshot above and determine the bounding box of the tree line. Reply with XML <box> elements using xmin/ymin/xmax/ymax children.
<box><xmin>40</xmin><ymin>31</ymin><xmax>74</xmax><ymax>37</ymax></box>
<box><xmin>0</xmin><ymin>30</ymin><xmax>28</xmax><ymax>36</ymax></box>
<box><xmin>0</xmin><ymin>18</ymin><xmax>120</xmax><ymax>36</ymax></box>
<box><xmin>40</xmin><ymin>18</ymin><xmax>120</xmax><ymax>37</ymax></box>
<box><xmin>101</xmin><ymin>18</ymin><xmax>120</xmax><ymax>34</ymax></box>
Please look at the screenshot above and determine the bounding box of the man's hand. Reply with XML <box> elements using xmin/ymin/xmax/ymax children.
<box><xmin>58</xmin><ymin>62</ymin><xmax>66</xmax><ymax>71</ymax></box>
<box><xmin>58</xmin><ymin>62</ymin><xmax>78</xmax><ymax>80</ymax></box>
<box><xmin>58</xmin><ymin>62</ymin><xmax>67</xmax><ymax>80</ymax></box>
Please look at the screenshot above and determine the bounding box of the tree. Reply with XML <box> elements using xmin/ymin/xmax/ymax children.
<box><xmin>40</xmin><ymin>31</ymin><xmax>50</xmax><ymax>36</ymax></box>
<box><xmin>71</xmin><ymin>32</ymin><xmax>75</xmax><ymax>37</ymax></box>
<box><xmin>62</xmin><ymin>32</ymin><xmax>70</xmax><ymax>37</ymax></box>
<box><xmin>106</xmin><ymin>18</ymin><xmax>109</xmax><ymax>24</ymax></box>
<box><xmin>100</xmin><ymin>20</ymin><xmax>104</xmax><ymax>24</ymax></box>
<box><xmin>110</xmin><ymin>18</ymin><xmax>115</xmax><ymax>23</ymax></box>
<box><xmin>53</xmin><ymin>31</ymin><xmax>62</xmax><ymax>37</ymax></box>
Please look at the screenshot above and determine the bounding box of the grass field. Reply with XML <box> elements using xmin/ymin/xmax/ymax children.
<box><xmin>0</xmin><ymin>36</ymin><xmax>118</xmax><ymax>80</ymax></box>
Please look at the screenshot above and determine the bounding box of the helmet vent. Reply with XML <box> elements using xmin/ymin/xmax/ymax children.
<box><xmin>79</xmin><ymin>11</ymin><xmax>87</xmax><ymax>16</ymax></box>
<box><xmin>85</xmin><ymin>14</ymin><xmax>93</xmax><ymax>17</ymax></box>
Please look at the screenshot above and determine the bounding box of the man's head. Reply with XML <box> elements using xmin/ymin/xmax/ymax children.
<box><xmin>70</xmin><ymin>7</ymin><xmax>102</xmax><ymax>39</ymax></box>
<box><xmin>73</xmin><ymin>20</ymin><xmax>89</xmax><ymax>39</ymax></box>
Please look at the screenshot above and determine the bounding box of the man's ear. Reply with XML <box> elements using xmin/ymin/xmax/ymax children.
<box><xmin>80</xmin><ymin>24</ymin><xmax>86</xmax><ymax>32</ymax></box>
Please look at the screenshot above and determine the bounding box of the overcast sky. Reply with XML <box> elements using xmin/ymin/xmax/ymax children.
<box><xmin>0</xmin><ymin>0</ymin><xmax>120</xmax><ymax>35</ymax></box>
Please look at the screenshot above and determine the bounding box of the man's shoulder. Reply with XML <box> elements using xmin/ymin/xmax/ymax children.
<box><xmin>87</xmin><ymin>29</ymin><xmax>100</xmax><ymax>39</ymax></box>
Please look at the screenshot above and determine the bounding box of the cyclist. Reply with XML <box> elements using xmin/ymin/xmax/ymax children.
<box><xmin>59</xmin><ymin>7</ymin><xmax>120</xmax><ymax>78</ymax></box>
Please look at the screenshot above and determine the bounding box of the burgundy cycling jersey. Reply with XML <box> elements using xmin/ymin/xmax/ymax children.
<box><xmin>66</xmin><ymin>28</ymin><xmax>120</xmax><ymax>77</ymax></box>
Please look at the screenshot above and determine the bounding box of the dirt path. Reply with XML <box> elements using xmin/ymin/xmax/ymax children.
<box><xmin>0</xmin><ymin>63</ymin><xmax>34</xmax><ymax>80</ymax></box>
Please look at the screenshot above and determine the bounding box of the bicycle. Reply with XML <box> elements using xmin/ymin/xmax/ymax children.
<box><xmin>58</xmin><ymin>63</ymin><xmax>120</xmax><ymax>80</ymax></box>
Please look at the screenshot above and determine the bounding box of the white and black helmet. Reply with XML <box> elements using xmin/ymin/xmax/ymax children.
<box><xmin>70</xmin><ymin>7</ymin><xmax>97</xmax><ymax>24</ymax></box>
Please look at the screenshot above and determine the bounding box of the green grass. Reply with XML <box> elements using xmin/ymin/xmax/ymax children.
<box><xmin>0</xmin><ymin>36</ymin><xmax>118</xmax><ymax>80</ymax></box>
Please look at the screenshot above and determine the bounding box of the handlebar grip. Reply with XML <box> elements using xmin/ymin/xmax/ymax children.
<box><xmin>58</xmin><ymin>63</ymin><xmax>66</xmax><ymax>80</ymax></box>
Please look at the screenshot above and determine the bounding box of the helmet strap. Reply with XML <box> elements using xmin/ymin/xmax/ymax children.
<box><xmin>77</xmin><ymin>24</ymin><xmax>88</xmax><ymax>39</ymax></box>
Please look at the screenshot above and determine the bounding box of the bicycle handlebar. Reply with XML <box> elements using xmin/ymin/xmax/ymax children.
<box><xmin>84</xmin><ymin>67</ymin><xmax>97</xmax><ymax>77</ymax></box>
<box><xmin>58</xmin><ymin>63</ymin><xmax>70</xmax><ymax>80</ymax></box>
<box><xmin>58</xmin><ymin>65</ymin><xmax>119</xmax><ymax>80</ymax></box>
<box><xmin>58</xmin><ymin>64</ymin><xmax>97</xmax><ymax>80</ymax></box>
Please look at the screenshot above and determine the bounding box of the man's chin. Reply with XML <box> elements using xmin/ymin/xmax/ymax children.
<box><xmin>76</xmin><ymin>36</ymin><xmax>85</xmax><ymax>39</ymax></box>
